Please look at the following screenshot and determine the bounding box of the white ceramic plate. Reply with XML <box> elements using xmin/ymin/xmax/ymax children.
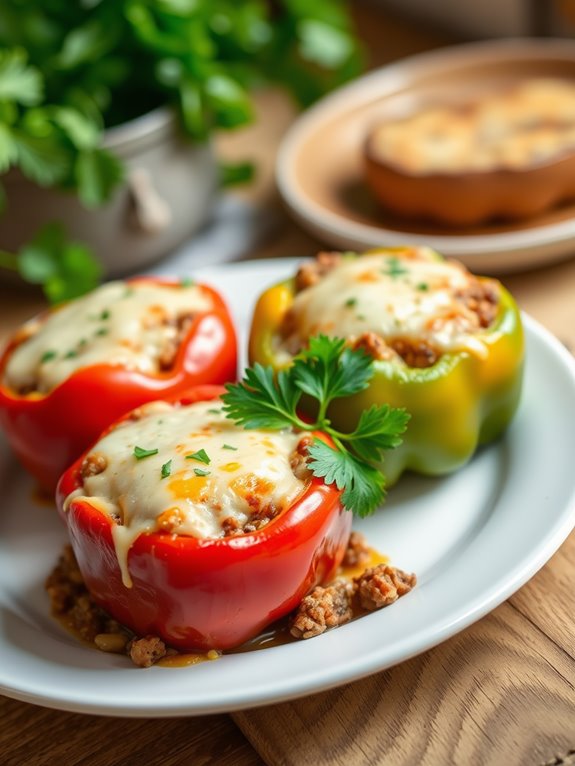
<box><xmin>1</xmin><ymin>259</ymin><xmax>575</xmax><ymax>717</ymax></box>
<box><xmin>276</xmin><ymin>39</ymin><xmax>575</xmax><ymax>274</ymax></box>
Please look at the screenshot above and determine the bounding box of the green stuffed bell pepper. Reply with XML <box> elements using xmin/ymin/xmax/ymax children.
<box><xmin>248</xmin><ymin>247</ymin><xmax>524</xmax><ymax>486</ymax></box>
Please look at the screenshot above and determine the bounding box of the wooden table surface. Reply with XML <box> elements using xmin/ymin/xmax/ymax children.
<box><xmin>1</xmin><ymin>6</ymin><xmax>575</xmax><ymax>766</ymax></box>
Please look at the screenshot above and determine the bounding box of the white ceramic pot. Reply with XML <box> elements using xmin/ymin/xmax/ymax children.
<box><xmin>0</xmin><ymin>107</ymin><xmax>218</xmax><ymax>277</ymax></box>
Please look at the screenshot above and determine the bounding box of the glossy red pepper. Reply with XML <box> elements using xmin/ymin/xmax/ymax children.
<box><xmin>56</xmin><ymin>386</ymin><xmax>352</xmax><ymax>652</ymax></box>
<box><xmin>0</xmin><ymin>278</ymin><xmax>237</xmax><ymax>491</ymax></box>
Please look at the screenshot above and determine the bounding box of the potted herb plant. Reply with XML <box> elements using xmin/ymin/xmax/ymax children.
<box><xmin>0</xmin><ymin>0</ymin><xmax>361</xmax><ymax>301</ymax></box>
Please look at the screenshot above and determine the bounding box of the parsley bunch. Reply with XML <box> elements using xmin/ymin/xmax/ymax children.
<box><xmin>222</xmin><ymin>336</ymin><xmax>410</xmax><ymax>518</ymax></box>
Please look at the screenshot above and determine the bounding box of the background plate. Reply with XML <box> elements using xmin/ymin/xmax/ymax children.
<box><xmin>0</xmin><ymin>259</ymin><xmax>574</xmax><ymax>717</ymax></box>
<box><xmin>276</xmin><ymin>39</ymin><xmax>575</xmax><ymax>274</ymax></box>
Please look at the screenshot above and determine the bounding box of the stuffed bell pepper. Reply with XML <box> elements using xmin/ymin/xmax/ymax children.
<box><xmin>249</xmin><ymin>247</ymin><xmax>524</xmax><ymax>485</ymax></box>
<box><xmin>0</xmin><ymin>277</ymin><xmax>237</xmax><ymax>491</ymax></box>
<box><xmin>56</xmin><ymin>385</ymin><xmax>353</xmax><ymax>652</ymax></box>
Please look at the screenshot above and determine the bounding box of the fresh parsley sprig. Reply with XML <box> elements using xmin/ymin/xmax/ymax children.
<box><xmin>222</xmin><ymin>335</ymin><xmax>410</xmax><ymax>518</ymax></box>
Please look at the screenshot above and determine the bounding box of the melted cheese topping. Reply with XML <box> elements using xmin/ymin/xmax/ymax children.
<box><xmin>3</xmin><ymin>280</ymin><xmax>213</xmax><ymax>394</ymax></box>
<box><xmin>282</xmin><ymin>249</ymin><xmax>493</xmax><ymax>358</ymax></box>
<box><xmin>66</xmin><ymin>400</ymin><xmax>306</xmax><ymax>586</ymax></box>
<box><xmin>369</xmin><ymin>78</ymin><xmax>575</xmax><ymax>174</ymax></box>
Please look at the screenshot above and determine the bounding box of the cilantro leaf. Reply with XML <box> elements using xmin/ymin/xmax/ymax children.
<box><xmin>17</xmin><ymin>223</ymin><xmax>102</xmax><ymax>304</ymax></box>
<box><xmin>185</xmin><ymin>448</ymin><xmax>210</xmax><ymax>464</ymax></box>
<box><xmin>292</xmin><ymin>335</ymin><xmax>373</xmax><ymax>406</ymax></box>
<box><xmin>222</xmin><ymin>365</ymin><xmax>302</xmax><ymax>430</ymax></box>
<box><xmin>307</xmin><ymin>440</ymin><xmax>385</xmax><ymax>517</ymax></box>
<box><xmin>223</xmin><ymin>335</ymin><xmax>409</xmax><ymax>518</ymax></box>
<box><xmin>134</xmin><ymin>446</ymin><xmax>159</xmax><ymax>459</ymax></box>
<box><xmin>0</xmin><ymin>49</ymin><xmax>42</xmax><ymax>106</ymax></box>
<box><xmin>343</xmin><ymin>404</ymin><xmax>410</xmax><ymax>463</ymax></box>
<box><xmin>13</xmin><ymin>130</ymin><xmax>71</xmax><ymax>186</ymax></box>
<box><xmin>75</xmin><ymin>147</ymin><xmax>124</xmax><ymax>207</ymax></box>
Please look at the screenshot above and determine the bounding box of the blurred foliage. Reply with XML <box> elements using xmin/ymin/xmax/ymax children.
<box><xmin>0</xmin><ymin>0</ymin><xmax>363</xmax><ymax>206</ymax></box>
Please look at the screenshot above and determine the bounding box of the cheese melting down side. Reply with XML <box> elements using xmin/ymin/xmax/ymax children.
<box><xmin>283</xmin><ymin>249</ymin><xmax>495</xmax><ymax>359</ymax></box>
<box><xmin>4</xmin><ymin>280</ymin><xmax>213</xmax><ymax>394</ymax></box>
<box><xmin>66</xmin><ymin>400</ymin><xmax>307</xmax><ymax>587</ymax></box>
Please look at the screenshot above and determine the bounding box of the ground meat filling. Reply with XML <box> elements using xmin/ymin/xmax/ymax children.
<box><xmin>283</xmin><ymin>252</ymin><xmax>500</xmax><ymax>370</ymax></box>
<box><xmin>80</xmin><ymin>452</ymin><xmax>108</xmax><ymax>479</ymax></box>
<box><xmin>290</xmin><ymin>563</ymin><xmax>417</xmax><ymax>639</ymax></box>
<box><xmin>220</xmin><ymin>434</ymin><xmax>312</xmax><ymax>537</ymax></box>
<box><xmin>341</xmin><ymin>531</ymin><xmax>371</xmax><ymax>568</ymax></box>
<box><xmin>157</xmin><ymin>310</ymin><xmax>196</xmax><ymax>371</ymax></box>
<box><xmin>294</xmin><ymin>251</ymin><xmax>342</xmax><ymax>292</ymax></box>
<box><xmin>352</xmin><ymin>332</ymin><xmax>439</xmax><ymax>368</ymax></box>
<box><xmin>47</xmin><ymin>539</ymin><xmax>416</xmax><ymax>663</ymax></box>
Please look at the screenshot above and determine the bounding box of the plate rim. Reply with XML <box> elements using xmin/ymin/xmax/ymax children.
<box><xmin>1</xmin><ymin>259</ymin><xmax>575</xmax><ymax>717</ymax></box>
<box><xmin>276</xmin><ymin>38</ymin><xmax>575</xmax><ymax>259</ymax></box>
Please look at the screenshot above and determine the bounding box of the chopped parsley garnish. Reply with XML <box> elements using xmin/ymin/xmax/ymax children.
<box><xmin>207</xmin><ymin>408</ymin><xmax>222</xmax><ymax>415</ymax></box>
<box><xmin>65</xmin><ymin>349</ymin><xmax>78</xmax><ymax>359</ymax></box>
<box><xmin>416</xmin><ymin>282</ymin><xmax>429</xmax><ymax>291</ymax></box>
<box><xmin>185</xmin><ymin>448</ymin><xmax>211</xmax><ymax>464</ymax></box>
<box><xmin>382</xmin><ymin>257</ymin><xmax>408</xmax><ymax>279</ymax></box>
<box><xmin>222</xmin><ymin>335</ymin><xmax>410</xmax><ymax>518</ymax></box>
<box><xmin>123</xmin><ymin>287</ymin><xmax>135</xmax><ymax>299</ymax></box>
<box><xmin>345</xmin><ymin>297</ymin><xmax>357</xmax><ymax>308</ymax></box>
<box><xmin>78</xmin><ymin>338</ymin><xmax>88</xmax><ymax>347</ymax></box>
<box><xmin>222</xmin><ymin>444</ymin><xmax>238</xmax><ymax>451</ymax></box>
<box><xmin>133</xmin><ymin>446</ymin><xmax>159</xmax><ymax>460</ymax></box>
<box><xmin>100</xmin><ymin>309</ymin><xmax>111</xmax><ymax>320</ymax></box>
<box><xmin>193</xmin><ymin>468</ymin><xmax>210</xmax><ymax>477</ymax></box>
<box><xmin>180</xmin><ymin>277</ymin><xmax>195</xmax><ymax>287</ymax></box>
<box><xmin>161</xmin><ymin>460</ymin><xmax>172</xmax><ymax>479</ymax></box>
<box><xmin>40</xmin><ymin>350</ymin><xmax>57</xmax><ymax>364</ymax></box>
<box><xmin>356</xmin><ymin>314</ymin><xmax>366</xmax><ymax>321</ymax></box>
<box><xmin>95</xmin><ymin>327</ymin><xmax>109</xmax><ymax>337</ymax></box>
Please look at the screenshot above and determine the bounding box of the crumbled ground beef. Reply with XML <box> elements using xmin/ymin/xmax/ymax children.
<box><xmin>341</xmin><ymin>531</ymin><xmax>371</xmax><ymax>568</ymax></box>
<box><xmin>128</xmin><ymin>636</ymin><xmax>168</xmax><ymax>668</ymax></box>
<box><xmin>355</xmin><ymin>565</ymin><xmax>417</xmax><ymax>612</ymax></box>
<box><xmin>457</xmin><ymin>280</ymin><xmax>499</xmax><ymax>328</ymax></box>
<box><xmin>80</xmin><ymin>452</ymin><xmax>108</xmax><ymax>479</ymax></box>
<box><xmin>45</xmin><ymin>546</ymin><xmax>126</xmax><ymax>642</ymax></box>
<box><xmin>290</xmin><ymin>579</ymin><xmax>356</xmax><ymax>639</ymax></box>
<box><xmin>289</xmin><ymin>433</ymin><xmax>314</xmax><ymax>480</ymax></box>
<box><xmin>290</xmin><ymin>562</ymin><xmax>416</xmax><ymax>640</ymax></box>
<box><xmin>389</xmin><ymin>337</ymin><xmax>439</xmax><ymax>368</ymax></box>
<box><xmin>294</xmin><ymin>252</ymin><xmax>342</xmax><ymax>292</ymax></box>
<box><xmin>158</xmin><ymin>311</ymin><xmax>196</xmax><ymax>371</ymax></box>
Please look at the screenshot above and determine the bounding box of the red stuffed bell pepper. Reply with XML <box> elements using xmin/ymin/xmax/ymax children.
<box><xmin>56</xmin><ymin>386</ymin><xmax>352</xmax><ymax>652</ymax></box>
<box><xmin>0</xmin><ymin>277</ymin><xmax>237</xmax><ymax>491</ymax></box>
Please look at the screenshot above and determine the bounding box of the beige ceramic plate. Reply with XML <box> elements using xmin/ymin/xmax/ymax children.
<box><xmin>276</xmin><ymin>39</ymin><xmax>575</xmax><ymax>274</ymax></box>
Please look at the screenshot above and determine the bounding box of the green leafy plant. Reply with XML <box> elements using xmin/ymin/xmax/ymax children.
<box><xmin>0</xmin><ymin>1</ymin><xmax>362</xmax><ymax>302</ymax></box>
<box><xmin>222</xmin><ymin>335</ymin><xmax>410</xmax><ymax>517</ymax></box>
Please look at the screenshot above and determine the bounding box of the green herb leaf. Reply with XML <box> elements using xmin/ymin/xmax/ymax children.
<box><xmin>222</xmin><ymin>443</ymin><xmax>237</xmax><ymax>451</ymax></box>
<box><xmin>134</xmin><ymin>446</ymin><xmax>159</xmax><ymax>460</ymax></box>
<box><xmin>75</xmin><ymin>147</ymin><xmax>123</xmax><ymax>208</ymax></box>
<box><xmin>17</xmin><ymin>222</ymin><xmax>102</xmax><ymax>304</ymax></box>
<box><xmin>185</xmin><ymin>448</ymin><xmax>211</xmax><ymax>464</ymax></box>
<box><xmin>0</xmin><ymin>49</ymin><xmax>42</xmax><ymax>106</ymax></box>
<box><xmin>193</xmin><ymin>467</ymin><xmax>210</xmax><ymax>477</ymax></box>
<box><xmin>161</xmin><ymin>459</ymin><xmax>172</xmax><ymax>478</ymax></box>
<box><xmin>222</xmin><ymin>365</ymin><xmax>302</xmax><ymax>431</ymax></box>
<box><xmin>40</xmin><ymin>350</ymin><xmax>57</xmax><ymax>364</ymax></box>
<box><xmin>382</xmin><ymin>256</ymin><xmax>408</xmax><ymax>279</ymax></box>
<box><xmin>222</xmin><ymin>335</ymin><xmax>409</xmax><ymax>518</ymax></box>
<box><xmin>292</xmin><ymin>335</ymin><xmax>373</xmax><ymax>405</ymax></box>
<box><xmin>307</xmin><ymin>440</ymin><xmax>385</xmax><ymax>517</ymax></box>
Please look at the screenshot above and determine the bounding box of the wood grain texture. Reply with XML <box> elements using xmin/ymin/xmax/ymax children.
<box><xmin>234</xmin><ymin>588</ymin><xmax>575</xmax><ymax>766</ymax></box>
<box><xmin>0</xmin><ymin>696</ymin><xmax>264</xmax><ymax>766</ymax></box>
